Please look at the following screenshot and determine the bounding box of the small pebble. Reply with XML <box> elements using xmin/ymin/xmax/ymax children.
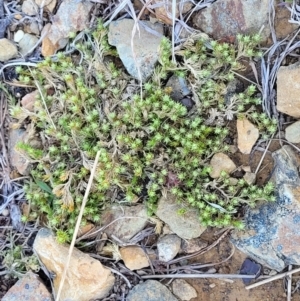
<box><xmin>14</xmin><ymin>30</ymin><xmax>25</xmax><ymax>42</ymax></box>
<box><xmin>1</xmin><ymin>209</ymin><xmax>9</xmax><ymax>217</ymax></box>
<box><xmin>209</xmin><ymin>283</ymin><xmax>216</xmax><ymax>288</ymax></box>
<box><xmin>269</xmin><ymin>270</ymin><xmax>277</xmax><ymax>276</ymax></box>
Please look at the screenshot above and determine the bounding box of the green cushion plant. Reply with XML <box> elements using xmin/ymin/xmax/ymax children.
<box><xmin>10</xmin><ymin>20</ymin><xmax>276</xmax><ymax>242</ymax></box>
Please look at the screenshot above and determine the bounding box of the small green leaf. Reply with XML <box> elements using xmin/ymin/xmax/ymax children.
<box><xmin>35</xmin><ymin>180</ymin><xmax>53</xmax><ymax>195</ymax></box>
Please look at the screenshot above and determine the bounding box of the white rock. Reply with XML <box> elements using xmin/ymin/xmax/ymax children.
<box><xmin>172</xmin><ymin>279</ymin><xmax>197</xmax><ymax>301</ymax></box>
<box><xmin>285</xmin><ymin>121</ymin><xmax>300</xmax><ymax>143</ymax></box>
<box><xmin>33</xmin><ymin>228</ymin><xmax>115</xmax><ymax>301</ymax></box>
<box><xmin>209</xmin><ymin>153</ymin><xmax>236</xmax><ymax>178</ymax></box>
<box><xmin>237</xmin><ymin>118</ymin><xmax>259</xmax><ymax>154</ymax></box>
<box><xmin>14</xmin><ymin>30</ymin><xmax>25</xmax><ymax>42</ymax></box>
<box><xmin>19</xmin><ymin>33</ymin><xmax>38</xmax><ymax>55</ymax></box>
<box><xmin>0</xmin><ymin>39</ymin><xmax>18</xmax><ymax>61</ymax></box>
<box><xmin>157</xmin><ymin>234</ymin><xmax>181</xmax><ymax>262</ymax></box>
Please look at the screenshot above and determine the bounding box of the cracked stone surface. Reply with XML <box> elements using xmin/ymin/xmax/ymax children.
<box><xmin>231</xmin><ymin>145</ymin><xmax>300</xmax><ymax>271</ymax></box>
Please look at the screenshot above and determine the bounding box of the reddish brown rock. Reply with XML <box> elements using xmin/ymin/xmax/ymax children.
<box><xmin>41</xmin><ymin>0</ymin><xmax>92</xmax><ymax>56</ymax></box>
<box><xmin>2</xmin><ymin>272</ymin><xmax>52</xmax><ymax>301</ymax></box>
<box><xmin>193</xmin><ymin>0</ymin><xmax>270</xmax><ymax>42</ymax></box>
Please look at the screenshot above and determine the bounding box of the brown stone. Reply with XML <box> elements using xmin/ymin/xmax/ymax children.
<box><xmin>120</xmin><ymin>246</ymin><xmax>149</xmax><ymax>270</ymax></box>
<box><xmin>275</xmin><ymin>3</ymin><xmax>299</xmax><ymax>39</ymax></box>
<box><xmin>33</xmin><ymin>228</ymin><xmax>115</xmax><ymax>301</ymax></box>
<box><xmin>237</xmin><ymin>118</ymin><xmax>259</xmax><ymax>154</ymax></box>
<box><xmin>2</xmin><ymin>272</ymin><xmax>52</xmax><ymax>301</ymax></box>
<box><xmin>277</xmin><ymin>62</ymin><xmax>300</xmax><ymax>118</ymax></box>
<box><xmin>209</xmin><ymin>153</ymin><xmax>236</xmax><ymax>178</ymax></box>
<box><xmin>21</xmin><ymin>90</ymin><xmax>38</xmax><ymax>111</ymax></box>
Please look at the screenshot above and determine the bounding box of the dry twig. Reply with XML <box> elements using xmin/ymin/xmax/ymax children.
<box><xmin>55</xmin><ymin>151</ymin><xmax>101</xmax><ymax>301</ymax></box>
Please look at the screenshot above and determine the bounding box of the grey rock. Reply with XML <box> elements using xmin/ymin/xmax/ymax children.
<box><xmin>157</xmin><ymin>234</ymin><xmax>181</xmax><ymax>262</ymax></box>
<box><xmin>9</xmin><ymin>129</ymin><xmax>31</xmax><ymax>175</ymax></box>
<box><xmin>22</xmin><ymin>0</ymin><xmax>38</xmax><ymax>15</ymax></box>
<box><xmin>285</xmin><ymin>121</ymin><xmax>300</xmax><ymax>143</ymax></box>
<box><xmin>231</xmin><ymin>145</ymin><xmax>300</xmax><ymax>271</ymax></box>
<box><xmin>100</xmin><ymin>204</ymin><xmax>148</xmax><ymax>242</ymax></box>
<box><xmin>2</xmin><ymin>272</ymin><xmax>52</xmax><ymax>301</ymax></box>
<box><xmin>277</xmin><ymin>62</ymin><xmax>300</xmax><ymax>118</ymax></box>
<box><xmin>108</xmin><ymin>19</ymin><xmax>164</xmax><ymax>81</ymax></box>
<box><xmin>19</xmin><ymin>33</ymin><xmax>38</xmax><ymax>55</ymax></box>
<box><xmin>166</xmin><ymin>75</ymin><xmax>191</xmax><ymax>101</ymax></box>
<box><xmin>172</xmin><ymin>279</ymin><xmax>197</xmax><ymax>301</ymax></box>
<box><xmin>156</xmin><ymin>194</ymin><xmax>206</xmax><ymax>239</ymax></box>
<box><xmin>127</xmin><ymin>280</ymin><xmax>177</xmax><ymax>301</ymax></box>
<box><xmin>0</xmin><ymin>39</ymin><xmax>18</xmax><ymax>61</ymax></box>
<box><xmin>193</xmin><ymin>0</ymin><xmax>270</xmax><ymax>42</ymax></box>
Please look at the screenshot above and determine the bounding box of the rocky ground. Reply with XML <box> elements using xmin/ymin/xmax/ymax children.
<box><xmin>1</xmin><ymin>0</ymin><xmax>300</xmax><ymax>300</ymax></box>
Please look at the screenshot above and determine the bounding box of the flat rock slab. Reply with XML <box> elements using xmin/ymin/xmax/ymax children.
<box><xmin>100</xmin><ymin>204</ymin><xmax>148</xmax><ymax>242</ymax></box>
<box><xmin>127</xmin><ymin>280</ymin><xmax>177</xmax><ymax>301</ymax></box>
<box><xmin>2</xmin><ymin>272</ymin><xmax>52</xmax><ymax>301</ymax></box>
<box><xmin>277</xmin><ymin>62</ymin><xmax>300</xmax><ymax>118</ymax></box>
<box><xmin>108</xmin><ymin>19</ymin><xmax>164</xmax><ymax>81</ymax></box>
<box><xmin>231</xmin><ymin>146</ymin><xmax>300</xmax><ymax>271</ymax></box>
<box><xmin>192</xmin><ymin>0</ymin><xmax>270</xmax><ymax>42</ymax></box>
<box><xmin>33</xmin><ymin>228</ymin><xmax>115</xmax><ymax>301</ymax></box>
<box><xmin>156</xmin><ymin>194</ymin><xmax>206</xmax><ymax>239</ymax></box>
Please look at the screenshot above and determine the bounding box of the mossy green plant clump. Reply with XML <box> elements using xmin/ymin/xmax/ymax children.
<box><xmin>10</xmin><ymin>21</ymin><xmax>276</xmax><ymax>241</ymax></box>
